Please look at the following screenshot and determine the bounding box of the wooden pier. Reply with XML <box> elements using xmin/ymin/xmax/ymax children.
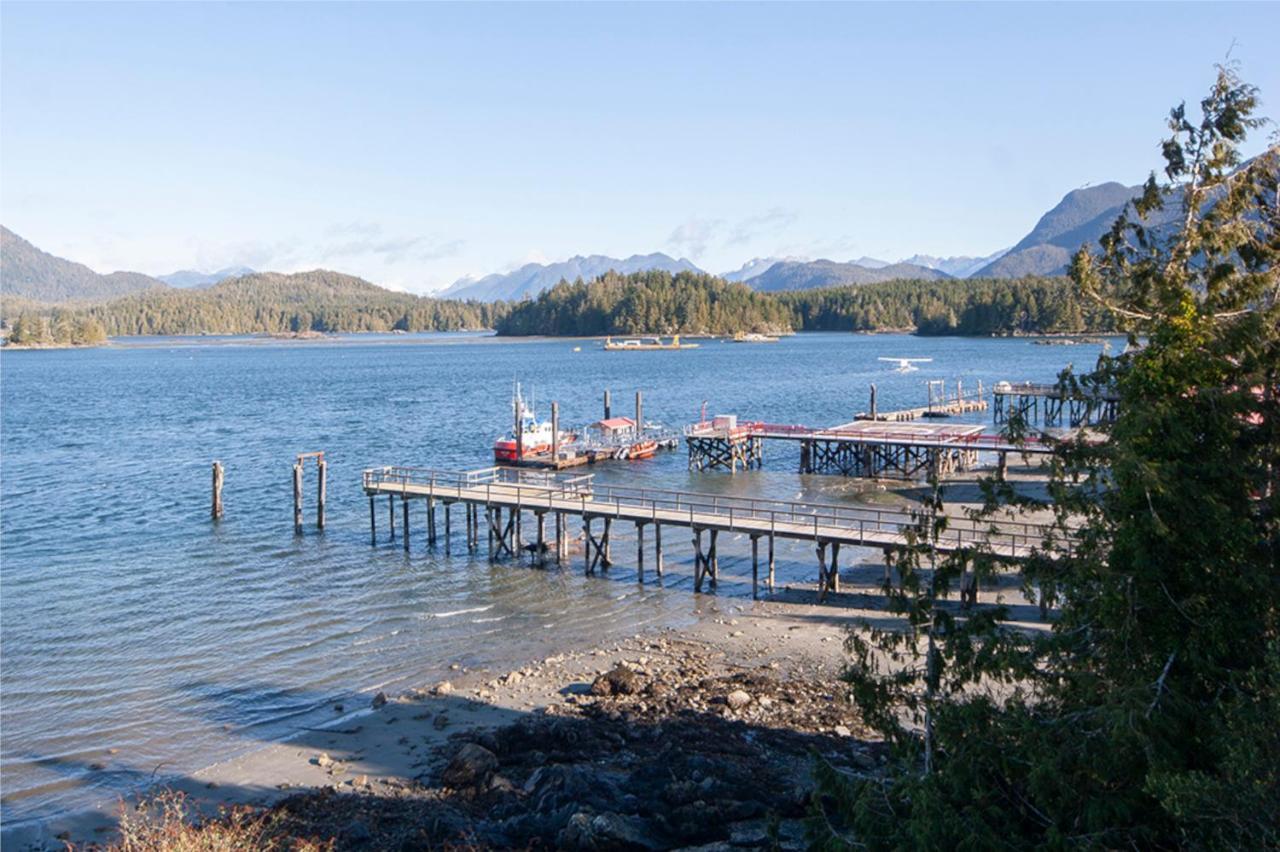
<box><xmin>854</xmin><ymin>380</ymin><xmax>988</xmax><ymax>422</ymax></box>
<box><xmin>685</xmin><ymin>417</ymin><xmax>1055</xmax><ymax>478</ymax></box>
<box><xmin>993</xmin><ymin>381</ymin><xmax>1118</xmax><ymax>427</ymax></box>
<box><xmin>362</xmin><ymin>466</ymin><xmax>1068</xmax><ymax>599</ymax></box>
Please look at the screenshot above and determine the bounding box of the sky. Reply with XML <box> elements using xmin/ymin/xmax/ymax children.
<box><xmin>2</xmin><ymin>2</ymin><xmax>1277</xmax><ymax>294</ymax></box>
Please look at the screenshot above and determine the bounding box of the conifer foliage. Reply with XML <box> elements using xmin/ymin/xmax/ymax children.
<box><xmin>813</xmin><ymin>68</ymin><xmax>1279</xmax><ymax>849</ymax></box>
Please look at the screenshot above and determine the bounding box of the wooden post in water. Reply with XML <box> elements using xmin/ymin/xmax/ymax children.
<box><xmin>654</xmin><ymin>523</ymin><xmax>663</xmax><ymax>578</ymax></box>
<box><xmin>870</xmin><ymin>383</ymin><xmax>878</xmax><ymax>421</ymax></box>
<box><xmin>292</xmin><ymin>462</ymin><xmax>303</xmax><ymax>534</ymax></box>
<box><xmin>316</xmin><ymin>459</ymin><xmax>326</xmax><ymax>530</ymax></box>
<box><xmin>427</xmin><ymin>500</ymin><xmax>437</xmax><ymax>545</ymax></box>
<box><xmin>636</xmin><ymin>522</ymin><xmax>645</xmax><ymax>580</ymax></box>
<box><xmin>369</xmin><ymin>496</ymin><xmax>376</xmax><ymax>545</ymax></box>
<box><xmin>767</xmin><ymin>533</ymin><xmax>776</xmax><ymax>592</ymax></box>
<box><xmin>635</xmin><ymin>390</ymin><xmax>643</xmax><ymax>437</ymax></box>
<box><xmin>751</xmin><ymin>534</ymin><xmax>760</xmax><ymax>599</ymax></box>
<box><xmin>551</xmin><ymin>401</ymin><xmax>560</xmax><ymax>466</ymax></box>
<box><xmin>444</xmin><ymin>503</ymin><xmax>451</xmax><ymax>553</ymax></box>
<box><xmin>603</xmin><ymin>389</ymin><xmax>611</xmax><ymax>420</ymax></box>
<box><xmin>402</xmin><ymin>497</ymin><xmax>410</xmax><ymax>552</ymax></box>
<box><xmin>211</xmin><ymin>461</ymin><xmax>224</xmax><ymax>520</ymax></box>
<box><xmin>602</xmin><ymin>517</ymin><xmax>612</xmax><ymax>568</ymax></box>
<box><xmin>387</xmin><ymin>494</ymin><xmax>395</xmax><ymax>541</ymax></box>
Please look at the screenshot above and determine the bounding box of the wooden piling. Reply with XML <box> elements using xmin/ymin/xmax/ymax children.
<box><xmin>636</xmin><ymin>522</ymin><xmax>645</xmax><ymax>580</ymax></box>
<box><xmin>211</xmin><ymin>461</ymin><xmax>224</xmax><ymax>520</ymax></box>
<box><xmin>535</xmin><ymin>511</ymin><xmax>546</xmax><ymax>566</ymax></box>
<box><xmin>654</xmin><ymin>523</ymin><xmax>663</xmax><ymax>577</ymax></box>
<box><xmin>551</xmin><ymin>401</ymin><xmax>560</xmax><ymax>465</ymax></box>
<box><xmin>635</xmin><ymin>390</ymin><xmax>643</xmax><ymax>436</ymax></box>
<box><xmin>387</xmin><ymin>494</ymin><xmax>395</xmax><ymax>541</ymax></box>
<box><xmin>293</xmin><ymin>463</ymin><xmax>303</xmax><ymax>534</ymax></box>
<box><xmin>369</xmin><ymin>495</ymin><xmax>376</xmax><ymax>545</ymax></box>
<box><xmin>751</xmin><ymin>534</ymin><xmax>760</xmax><ymax>599</ymax></box>
<box><xmin>428</xmin><ymin>500</ymin><xmax>437</xmax><ymax>545</ymax></box>
<box><xmin>767</xmin><ymin>533</ymin><xmax>775</xmax><ymax>592</ymax></box>
<box><xmin>602</xmin><ymin>517</ymin><xmax>612</xmax><ymax>568</ymax></box>
<box><xmin>603</xmin><ymin>389</ymin><xmax>611</xmax><ymax>420</ymax></box>
<box><xmin>402</xmin><ymin>497</ymin><xmax>410</xmax><ymax>552</ymax></box>
<box><xmin>444</xmin><ymin>503</ymin><xmax>452</xmax><ymax>553</ymax></box>
<box><xmin>870</xmin><ymin>383</ymin><xmax>878</xmax><ymax>421</ymax></box>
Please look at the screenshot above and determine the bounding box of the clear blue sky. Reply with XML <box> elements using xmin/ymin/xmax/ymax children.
<box><xmin>2</xmin><ymin>2</ymin><xmax>1276</xmax><ymax>292</ymax></box>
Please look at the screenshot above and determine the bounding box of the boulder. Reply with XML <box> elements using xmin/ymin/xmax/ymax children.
<box><xmin>441</xmin><ymin>742</ymin><xmax>499</xmax><ymax>788</ymax></box>
<box><xmin>725</xmin><ymin>690</ymin><xmax>752</xmax><ymax>710</ymax></box>
<box><xmin>557</xmin><ymin>811</ymin><xmax>659</xmax><ymax>850</ymax></box>
<box><xmin>371</xmin><ymin>691</ymin><xmax>388</xmax><ymax>709</ymax></box>
<box><xmin>591</xmin><ymin>665</ymin><xmax>642</xmax><ymax>697</ymax></box>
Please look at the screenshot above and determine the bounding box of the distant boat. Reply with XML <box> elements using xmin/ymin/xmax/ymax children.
<box><xmin>572</xmin><ymin>346</ymin><xmax>582</xmax><ymax>352</ymax></box>
<box><xmin>603</xmin><ymin>335</ymin><xmax>699</xmax><ymax>351</ymax></box>
<box><xmin>732</xmin><ymin>332</ymin><xmax>779</xmax><ymax>343</ymax></box>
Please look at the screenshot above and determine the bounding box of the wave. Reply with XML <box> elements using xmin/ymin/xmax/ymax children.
<box><xmin>421</xmin><ymin>604</ymin><xmax>494</xmax><ymax>619</ymax></box>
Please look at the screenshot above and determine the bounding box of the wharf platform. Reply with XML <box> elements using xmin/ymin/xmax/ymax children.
<box><xmin>685</xmin><ymin>417</ymin><xmax>1056</xmax><ymax>478</ymax></box>
<box><xmin>362</xmin><ymin>466</ymin><xmax>1070</xmax><ymax>600</ymax></box>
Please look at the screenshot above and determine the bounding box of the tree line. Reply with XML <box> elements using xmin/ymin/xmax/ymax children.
<box><xmin>2</xmin><ymin>266</ymin><xmax>1116</xmax><ymax>344</ymax></box>
<box><xmin>493</xmin><ymin>270</ymin><xmax>1112</xmax><ymax>336</ymax></box>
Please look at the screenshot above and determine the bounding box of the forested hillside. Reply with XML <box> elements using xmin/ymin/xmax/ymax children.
<box><xmin>494</xmin><ymin>270</ymin><xmax>1111</xmax><ymax>336</ymax></box>
<box><xmin>2</xmin><ymin>270</ymin><xmax>506</xmax><ymax>337</ymax></box>
<box><xmin>779</xmin><ymin>276</ymin><xmax>1111</xmax><ymax>335</ymax></box>
<box><xmin>0</xmin><ymin>226</ymin><xmax>169</xmax><ymax>301</ymax></box>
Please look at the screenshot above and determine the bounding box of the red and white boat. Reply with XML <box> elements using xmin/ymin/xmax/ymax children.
<box><xmin>493</xmin><ymin>384</ymin><xmax>573</xmax><ymax>463</ymax></box>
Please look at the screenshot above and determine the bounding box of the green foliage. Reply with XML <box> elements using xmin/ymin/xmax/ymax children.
<box><xmin>813</xmin><ymin>68</ymin><xmax>1279</xmax><ymax>849</ymax></box>
<box><xmin>778</xmin><ymin>276</ymin><xmax>1111</xmax><ymax>335</ymax></box>
<box><xmin>495</xmin><ymin>269</ymin><xmax>795</xmax><ymax>336</ymax></box>
<box><xmin>2</xmin><ymin>270</ymin><xmax>507</xmax><ymax>337</ymax></box>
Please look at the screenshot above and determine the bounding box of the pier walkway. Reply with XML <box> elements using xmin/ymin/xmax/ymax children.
<box><xmin>362</xmin><ymin>466</ymin><xmax>1070</xmax><ymax>600</ymax></box>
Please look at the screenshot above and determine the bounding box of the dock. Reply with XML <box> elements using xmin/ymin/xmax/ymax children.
<box><xmin>362</xmin><ymin>466</ymin><xmax>1070</xmax><ymax>600</ymax></box>
<box><xmin>993</xmin><ymin>381</ymin><xmax>1118</xmax><ymax>427</ymax></box>
<box><xmin>685</xmin><ymin>417</ymin><xmax>1056</xmax><ymax>478</ymax></box>
<box><xmin>855</xmin><ymin>380</ymin><xmax>988</xmax><ymax>422</ymax></box>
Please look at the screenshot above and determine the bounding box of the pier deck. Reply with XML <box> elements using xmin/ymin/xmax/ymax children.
<box><xmin>363</xmin><ymin>466</ymin><xmax>1069</xmax><ymax>599</ymax></box>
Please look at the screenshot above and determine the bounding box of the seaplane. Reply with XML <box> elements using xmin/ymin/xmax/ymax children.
<box><xmin>878</xmin><ymin>356</ymin><xmax>933</xmax><ymax>373</ymax></box>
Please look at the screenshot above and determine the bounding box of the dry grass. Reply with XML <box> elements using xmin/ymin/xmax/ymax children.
<box><xmin>103</xmin><ymin>791</ymin><xmax>333</xmax><ymax>852</ymax></box>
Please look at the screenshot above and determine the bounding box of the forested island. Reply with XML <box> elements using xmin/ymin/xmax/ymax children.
<box><xmin>492</xmin><ymin>269</ymin><xmax>1110</xmax><ymax>336</ymax></box>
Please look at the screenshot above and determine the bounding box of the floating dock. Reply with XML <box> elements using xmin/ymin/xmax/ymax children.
<box><xmin>362</xmin><ymin>466</ymin><xmax>1069</xmax><ymax>599</ymax></box>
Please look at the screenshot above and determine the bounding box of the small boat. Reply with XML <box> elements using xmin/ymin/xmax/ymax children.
<box><xmin>493</xmin><ymin>383</ymin><xmax>574</xmax><ymax>463</ymax></box>
<box><xmin>732</xmin><ymin>332</ymin><xmax>780</xmax><ymax>343</ymax></box>
<box><xmin>603</xmin><ymin>334</ymin><xmax>700</xmax><ymax>351</ymax></box>
<box><xmin>572</xmin><ymin>346</ymin><xmax>582</xmax><ymax>352</ymax></box>
<box><xmin>626</xmin><ymin>439</ymin><xmax>658</xmax><ymax>459</ymax></box>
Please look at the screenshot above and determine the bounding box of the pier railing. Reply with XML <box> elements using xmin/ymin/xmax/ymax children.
<box><xmin>364</xmin><ymin>465</ymin><xmax>1075</xmax><ymax>557</ymax></box>
<box><xmin>686</xmin><ymin>420</ymin><xmax>1061</xmax><ymax>452</ymax></box>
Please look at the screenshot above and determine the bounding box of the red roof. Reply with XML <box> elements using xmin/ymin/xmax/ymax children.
<box><xmin>595</xmin><ymin>417</ymin><xmax>636</xmax><ymax>430</ymax></box>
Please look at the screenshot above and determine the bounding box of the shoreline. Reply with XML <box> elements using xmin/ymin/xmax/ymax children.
<box><xmin>5</xmin><ymin>596</ymin><xmax>865</xmax><ymax>850</ymax></box>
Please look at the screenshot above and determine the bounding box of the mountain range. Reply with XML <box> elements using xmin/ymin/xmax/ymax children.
<box><xmin>441</xmin><ymin>253</ymin><xmax>700</xmax><ymax>301</ymax></box>
<box><xmin>0</xmin><ymin>226</ymin><xmax>167</xmax><ymax>302</ymax></box>
<box><xmin>1</xmin><ymin>165</ymin><xmax>1191</xmax><ymax>306</ymax></box>
<box><xmin>159</xmin><ymin>266</ymin><xmax>255</xmax><ymax>288</ymax></box>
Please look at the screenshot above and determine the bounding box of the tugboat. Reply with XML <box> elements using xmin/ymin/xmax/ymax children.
<box><xmin>493</xmin><ymin>384</ymin><xmax>574</xmax><ymax>463</ymax></box>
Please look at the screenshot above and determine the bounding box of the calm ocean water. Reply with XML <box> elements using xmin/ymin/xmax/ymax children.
<box><xmin>0</xmin><ymin>331</ymin><xmax>1112</xmax><ymax>828</ymax></box>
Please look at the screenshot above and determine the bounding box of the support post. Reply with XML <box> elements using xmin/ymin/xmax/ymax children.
<box><xmin>444</xmin><ymin>503</ymin><xmax>452</xmax><ymax>553</ymax></box>
<box><xmin>536</xmin><ymin>511</ymin><xmax>546</xmax><ymax>566</ymax></box>
<box><xmin>602</xmin><ymin>517</ymin><xmax>612</xmax><ymax>568</ymax></box>
<box><xmin>211</xmin><ymin>461</ymin><xmax>224</xmax><ymax>520</ymax></box>
<box><xmin>402</xmin><ymin>497</ymin><xmax>410</xmax><ymax>552</ymax></box>
<box><xmin>369</xmin><ymin>495</ymin><xmax>376</xmax><ymax>545</ymax></box>
<box><xmin>693</xmin><ymin>528</ymin><xmax>705</xmax><ymax>592</ymax></box>
<box><xmin>584</xmin><ymin>516</ymin><xmax>594</xmax><ymax>574</ymax></box>
<box><xmin>636</xmin><ymin>522</ymin><xmax>645</xmax><ymax>581</ymax></box>
<box><xmin>387</xmin><ymin>494</ymin><xmax>395</xmax><ymax>541</ymax></box>
<box><xmin>293</xmin><ymin>463</ymin><xmax>303</xmax><ymax>534</ymax></box>
<box><xmin>870</xmin><ymin>383</ymin><xmax>878</xmax><ymax>421</ymax></box>
<box><xmin>751</xmin><ymin>534</ymin><xmax>760</xmax><ymax>599</ymax></box>
<box><xmin>428</xmin><ymin>500</ymin><xmax>437</xmax><ymax>545</ymax></box>
<box><xmin>603</xmin><ymin>389</ymin><xmax>611</xmax><ymax>420</ymax></box>
<box><xmin>768</xmin><ymin>533</ymin><xmax>775</xmax><ymax>592</ymax></box>
<box><xmin>316</xmin><ymin>459</ymin><xmax>326</xmax><ymax>529</ymax></box>
<box><xmin>635</xmin><ymin>390</ymin><xmax>643</xmax><ymax>438</ymax></box>
<box><xmin>707</xmin><ymin>529</ymin><xmax>719</xmax><ymax>590</ymax></box>
<box><xmin>654</xmin><ymin>523</ymin><xmax>663</xmax><ymax>578</ymax></box>
<box><xmin>551</xmin><ymin>401</ymin><xmax>560</xmax><ymax>465</ymax></box>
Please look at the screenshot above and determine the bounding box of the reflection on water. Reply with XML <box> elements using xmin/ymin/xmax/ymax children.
<box><xmin>0</xmin><ymin>332</ymin><xmax>1111</xmax><ymax>826</ymax></box>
